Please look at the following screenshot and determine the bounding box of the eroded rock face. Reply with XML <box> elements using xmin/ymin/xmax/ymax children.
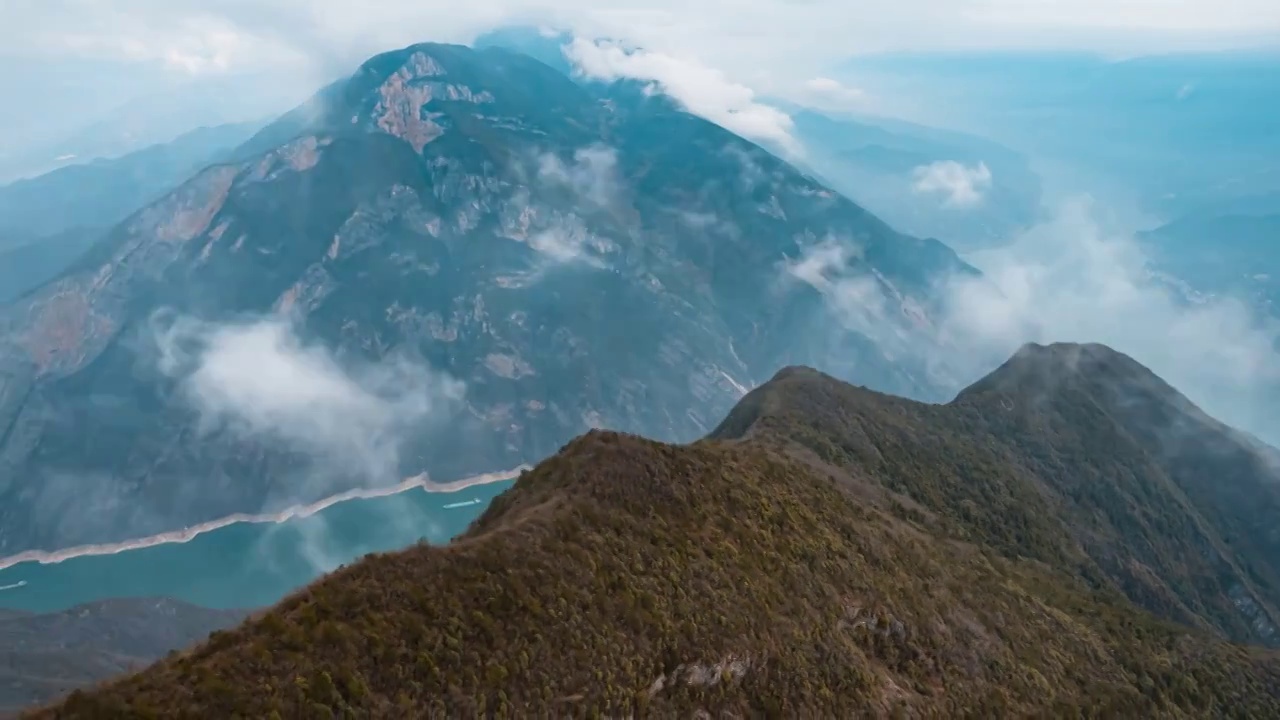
<box><xmin>0</xmin><ymin>42</ymin><xmax>973</xmax><ymax>554</ymax></box>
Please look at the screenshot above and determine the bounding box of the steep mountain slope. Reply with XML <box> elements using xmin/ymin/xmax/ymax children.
<box><xmin>35</xmin><ymin>343</ymin><xmax>1280</xmax><ymax>718</ymax></box>
<box><xmin>0</xmin><ymin>598</ymin><xmax>243</xmax><ymax>716</ymax></box>
<box><xmin>0</xmin><ymin>42</ymin><xmax>973</xmax><ymax>555</ymax></box>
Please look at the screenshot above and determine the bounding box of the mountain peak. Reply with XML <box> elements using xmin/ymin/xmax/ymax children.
<box><xmin>956</xmin><ymin>340</ymin><xmax>1178</xmax><ymax>408</ymax></box>
<box><xmin>233</xmin><ymin>40</ymin><xmax>597</xmax><ymax>162</ymax></box>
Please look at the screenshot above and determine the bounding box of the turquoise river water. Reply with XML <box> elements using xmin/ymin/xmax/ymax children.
<box><xmin>0</xmin><ymin>480</ymin><xmax>514</xmax><ymax>613</ymax></box>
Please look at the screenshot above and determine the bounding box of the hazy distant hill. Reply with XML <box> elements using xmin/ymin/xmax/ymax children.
<box><xmin>0</xmin><ymin>598</ymin><xmax>243</xmax><ymax>716</ymax></box>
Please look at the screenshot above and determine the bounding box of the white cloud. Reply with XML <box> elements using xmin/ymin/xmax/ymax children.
<box><xmin>536</xmin><ymin>143</ymin><xmax>621</xmax><ymax>209</ymax></box>
<box><xmin>775</xmin><ymin>196</ymin><xmax>1280</xmax><ymax>445</ymax></box>
<box><xmin>8</xmin><ymin>1</ymin><xmax>1277</xmax><ymax>82</ymax></box>
<box><xmin>936</xmin><ymin>196</ymin><xmax>1280</xmax><ymax>442</ymax></box>
<box><xmin>527</xmin><ymin>223</ymin><xmax>607</xmax><ymax>267</ymax></box>
<box><xmin>520</xmin><ymin>143</ymin><xmax>621</xmax><ymax>269</ymax></box>
<box><xmin>564</xmin><ymin>38</ymin><xmax>803</xmax><ymax>157</ymax></box>
<box><xmin>152</xmin><ymin>314</ymin><xmax>465</xmax><ymax>486</ymax></box>
<box><xmin>798</xmin><ymin>76</ymin><xmax>869</xmax><ymax>113</ymax></box>
<box><xmin>912</xmin><ymin>160</ymin><xmax>993</xmax><ymax>208</ymax></box>
<box><xmin>781</xmin><ymin>238</ymin><xmax>905</xmax><ymax>352</ymax></box>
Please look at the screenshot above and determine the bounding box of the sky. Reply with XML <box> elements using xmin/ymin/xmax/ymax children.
<box><xmin>5</xmin><ymin>0</ymin><xmax>1279</xmax><ymax>100</ymax></box>
<box><xmin>1</xmin><ymin>0</ymin><xmax>1277</xmax><ymax>164</ymax></box>
<box><xmin>8</xmin><ymin>0</ymin><xmax>1280</xmax><ymax>72</ymax></box>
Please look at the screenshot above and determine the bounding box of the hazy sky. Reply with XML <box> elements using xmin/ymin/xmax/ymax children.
<box><xmin>3</xmin><ymin>0</ymin><xmax>1274</xmax><ymax>160</ymax></box>
<box><xmin>6</xmin><ymin>1</ymin><xmax>1279</xmax><ymax>81</ymax></box>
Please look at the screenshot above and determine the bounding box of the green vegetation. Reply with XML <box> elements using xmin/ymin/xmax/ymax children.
<box><xmin>34</xmin><ymin>343</ymin><xmax>1280</xmax><ymax>717</ymax></box>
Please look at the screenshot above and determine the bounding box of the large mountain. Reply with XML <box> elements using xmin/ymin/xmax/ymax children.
<box><xmin>35</xmin><ymin>343</ymin><xmax>1280</xmax><ymax>717</ymax></box>
<box><xmin>0</xmin><ymin>42</ymin><xmax>973</xmax><ymax>555</ymax></box>
<box><xmin>0</xmin><ymin>598</ymin><xmax>243</xmax><ymax>717</ymax></box>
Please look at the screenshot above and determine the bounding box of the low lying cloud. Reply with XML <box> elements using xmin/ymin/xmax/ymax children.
<box><xmin>776</xmin><ymin>196</ymin><xmax>1280</xmax><ymax>446</ymax></box>
<box><xmin>938</xmin><ymin>196</ymin><xmax>1280</xmax><ymax>441</ymax></box>
<box><xmin>510</xmin><ymin>143</ymin><xmax>622</xmax><ymax>271</ymax></box>
<box><xmin>152</xmin><ymin>314</ymin><xmax>465</xmax><ymax>485</ymax></box>
<box><xmin>536</xmin><ymin>143</ymin><xmax>621</xmax><ymax>209</ymax></box>
<box><xmin>912</xmin><ymin>160</ymin><xmax>993</xmax><ymax>208</ymax></box>
<box><xmin>564</xmin><ymin>38</ymin><xmax>802</xmax><ymax>157</ymax></box>
<box><xmin>527</xmin><ymin>222</ymin><xmax>609</xmax><ymax>268</ymax></box>
<box><xmin>798</xmin><ymin>76</ymin><xmax>869</xmax><ymax>113</ymax></box>
<box><xmin>780</xmin><ymin>237</ymin><xmax>907</xmax><ymax>353</ymax></box>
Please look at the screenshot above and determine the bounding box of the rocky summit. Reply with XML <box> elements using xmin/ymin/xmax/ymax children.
<box><xmin>33</xmin><ymin>343</ymin><xmax>1280</xmax><ymax>718</ymax></box>
<box><xmin>0</xmin><ymin>42</ymin><xmax>974</xmax><ymax>554</ymax></box>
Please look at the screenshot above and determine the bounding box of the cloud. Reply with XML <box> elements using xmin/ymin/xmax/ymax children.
<box><xmin>781</xmin><ymin>237</ymin><xmax>904</xmax><ymax>351</ymax></box>
<box><xmin>9</xmin><ymin>1</ymin><xmax>1279</xmax><ymax>81</ymax></box>
<box><xmin>527</xmin><ymin>222</ymin><xmax>608</xmax><ymax>268</ymax></box>
<box><xmin>509</xmin><ymin>143</ymin><xmax>622</xmax><ymax>270</ymax></box>
<box><xmin>936</xmin><ymin>196</ymin><xmax>1280</xmax><ymax>442</ymax></box>
<box><xmin>798</xmin><ymin>77</ymin><xmax>869</xmax><ymax>113</ymax></box>
<box><xmin>775</xmin><ymin>196</ymin><xmax>1280</xmax><ymax>446</ymax></box>
<box><xmin>152</xmin><ymin>313</ymin><xmax>465</xmax><ymax>485</ymax></box>
<box><xmin>564</xmin><ymin>38</ymin><xmax>803</xmax><ymax>157</ymax></box>
<box><xmin>912</xmin><ymin>161</ymin><xmax>993</xmax><ymax>208</ymax></box>
<box><xmin>536</xmin><ymin>143</ymin><xmax>622</xmax><ymax>209</ymax></box>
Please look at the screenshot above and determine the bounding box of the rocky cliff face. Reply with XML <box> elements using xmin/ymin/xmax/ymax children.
<box><xmin>0</xmin><ymin>43</ymin><xmax>974</xmax><ymax>554</ymax></box>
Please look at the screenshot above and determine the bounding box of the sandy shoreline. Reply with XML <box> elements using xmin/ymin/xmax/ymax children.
<box><xmin>0</xmin><ymin>465</ymin><xmax>530</xmax><ymax>573</ymax></box>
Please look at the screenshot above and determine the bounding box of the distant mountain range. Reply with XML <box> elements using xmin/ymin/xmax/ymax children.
<box><xmin>0</xmin><ymin>597</ymin><xmax>244</xmax><ymax>716</ymax></box>
<box><xmin>0</xmin><ymin>41</ymin><xmax>976</xmax><ymax>556</ymax></box>
<box><xmin>32</xmin><ymin>342</ymin><xmax>1280</xmax><ymax>717</ymax></box>
<box><xmin>0</xmin><ymin>122</ymin><xmax>262</xmax><ymax>304</ymax></box>
<box><xmin>839</xmin><ymin>50</ymin><xmax>1280</xmax><ymax>221</ymax></box>
<box><xmin>0</xmin><ymin>122</ymin><xmax>261</xmax><ymax>244</ymax></box>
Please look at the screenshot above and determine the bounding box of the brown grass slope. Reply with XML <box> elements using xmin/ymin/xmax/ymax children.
<box><xmin>34</xmin><ymin>343</ymin><xmax>1280</xmax><ymax>718</ymax></box>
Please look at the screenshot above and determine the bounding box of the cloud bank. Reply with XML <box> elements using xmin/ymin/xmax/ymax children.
<box><xmin>943</xmin><ymin>197</ymin><xmax>1280</xmax><ymax>440</ymax></box>
<box><xmin>798</xmin><ymin>77</ymin><xmax>869</xmax><ymax>113</ymax></box>
<box><xmin>783</xmin><ymin>195</ymin><xmax>1280</xmax><ymax>445</ymax></box>
<box><xmin>11</xmin><ymin>1</ymin><xmax>1279</xmax><ymax>79</ymax></box>
<box><xmin>565</xmin><ymin>38</ymin><xmax>803</xmax><ymax>157</ymax></box>
<box><xmin>153</xmin><ymin>314</ymin><xmax>466</xmax><ymax>485</ymax></box>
